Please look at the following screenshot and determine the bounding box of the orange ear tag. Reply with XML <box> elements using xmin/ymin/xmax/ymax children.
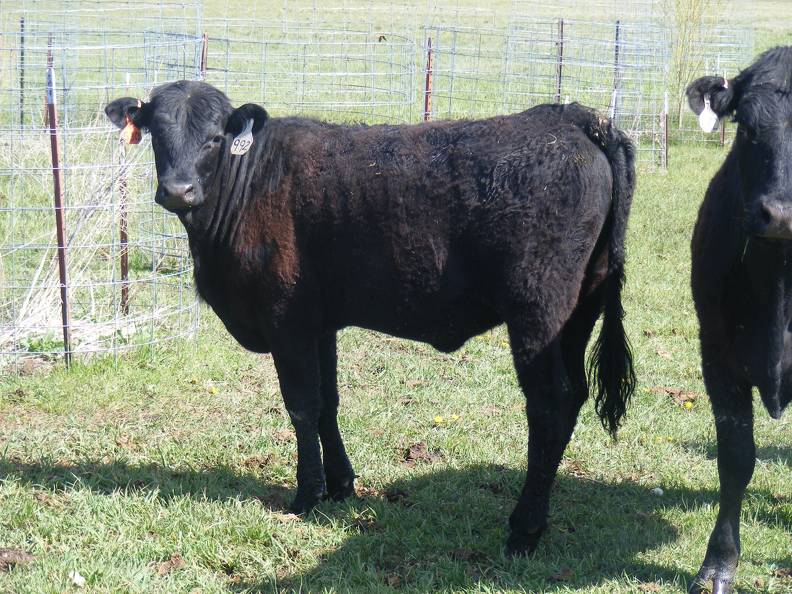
<box><xmin>122</xmin><ymin>114</ymin><xmax>141</xmax><ymax>145</ymax></box>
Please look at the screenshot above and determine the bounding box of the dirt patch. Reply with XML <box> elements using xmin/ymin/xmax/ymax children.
<box><xmin>650</xmin><ymin>386</ymin><xmax>705</xmax><ymax>407</ymax></box>
<box><xmin>155</xmin><ymin>553</ymin><xmax>186</xmax><ymax>576</ymax></box>
<box><xmin>272</xmin><ymin>429</ymin><xmax>295</xmax><ymax>443</ymax></box>
<box><xmin>450</xmin><ymin>548</ymin><xmax>488</xmax><ymax>563</ymax></box>
<box><xmin>0</xmin><ymin>548</ymin><xmax>34</xmax><ymax>571</ymax></box>
<box><xmin>384</xmin><ymin>487</ymin><xmax>410</xmax><ymax>505</ymax></box>
<box><xmin>551</xmin><ymin>567</ymin><xmax>574</xmax><ymax>582</ymax></box>
<box><xmin>242</xmin><ymin>453</ymin><xmax>275</xmax><ymax>470</ymax></box>
<box><xmin>772</xmin><ymin>567</ymin><xmax>792</xmax><ymax>579</ymax></box>
<box><xmin>401</xmin><ymin>441</ymin><xmax>442</xmax><ymax>467</ymax></box>
<box><xmin>355</xmin><ymin>484</ymin><xmax>382</xmax><ymax>498</ymax></box>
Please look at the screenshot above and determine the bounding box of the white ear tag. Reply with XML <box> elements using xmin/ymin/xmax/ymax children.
<box><xmin>698</xmin><ymin>95</ymin><xmax>719</xmax><ymax>133</ymax></box>
<box><xmin>230</xmin><ymin>118</ymin><xmax>254</xmax><ymax>156</ymax></box>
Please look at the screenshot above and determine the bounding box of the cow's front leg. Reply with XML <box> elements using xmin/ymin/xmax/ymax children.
<box><xmin>272</xmin><ymin>337</ymin><xmax>327</xmax><ymax>513</ymax></box>
<box><xmin>689</xmin><ymin>367</ymin><xmax>754</xmax><ymax>594</ymax></box>
<box><xmin>317</xmin><ymin>333</ymin><xmax>356</xmax><ymax>501</ymax></box>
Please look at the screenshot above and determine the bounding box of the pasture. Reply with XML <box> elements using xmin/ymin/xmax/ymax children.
<box><xmin>0</xmin><ymin>1</ymin><xmax>790</xmax><ymax>593</ymax></box>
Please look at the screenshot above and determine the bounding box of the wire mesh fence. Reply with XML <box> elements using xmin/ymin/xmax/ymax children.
<box><xmin>0</xmin><ymin>0</ymin><xmax>763</xmax><ymax>371</ymax></box>
<box><xmin>424</xmin><ymin>18</ymin><xmax>669</xmax><ymax>164</ymax></box>
<box><xmin>0</xmin><ymin>6</ymin><xmax>203</xmax><ymax>370</ymax></box>
<box><xmin>278</xmin><ymin>0</ymin><xmax>505</xmax><ymax>31</ymax></box>
<box><xmin>667</xmin><ymin>24</ymin><xmax>755</xmax><ymax>144</ymax></box>
<box><xmin>512</xmin><ymin>0</ymin><xmax>661</xmax><ymax>21</ymax></box>
<box><xmin>203</xmin><ymin>22</ymin><xmax>416</xmax><ymax>123</ymax></box>
<box><xmin>1</xmin><ymin>0</ymin><xmax>203</xmax><ymax>36</ymax></box>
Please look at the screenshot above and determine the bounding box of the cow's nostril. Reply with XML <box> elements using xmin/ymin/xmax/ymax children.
<box><xmin>183</xmin><ymin>185</ymin><xmax>195</xmax><ymax>204</ymax></box>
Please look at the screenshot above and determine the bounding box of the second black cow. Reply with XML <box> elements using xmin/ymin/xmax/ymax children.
<box><xmin>687</xmin><ymin>46</ymin><xmax>792</xmax><ymax>594</ymax></box>
<box><xmin>105</xmin><ymin>81</ymin><xmax>636</xmax><ymax>555</ymax></box>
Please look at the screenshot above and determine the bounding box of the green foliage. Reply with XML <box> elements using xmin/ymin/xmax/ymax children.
<box><xmin>20</xmin><ymin>333</ymin><xmax>63</xmax><ymax>355</ymax></box>
<box><xmin>661</xmin><ymin>0</ymin><xmax>726</xmax><ymax>126</ymax></box>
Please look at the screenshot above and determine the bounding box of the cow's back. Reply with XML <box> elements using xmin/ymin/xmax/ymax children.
<box><xmin>220</xmin><ymin>107</ymin><xmax>614</xmax><ymax>350</ymax></box>
<box><xmin>282</xmin><ymin>109</ymin><xmax>613</xmax><ymax>346</ymax></box>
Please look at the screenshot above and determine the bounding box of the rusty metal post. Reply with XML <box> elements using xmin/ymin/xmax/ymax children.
<box><xmin>423</xmin><ymin>37</ymin><xmax>433</xmax><ymax>122</ymax></box>
<box><xmin>612</xmin><ymin>20</ymin><xmax>621</xmax><ymax>120</ymax></box>
<box><xmin>663</xmin><ymin>91</ymin><xmax>669</xmax><ymax>170</ymax></box>
<box><xmin>720</xmin><ymin>117</ymin><xmax>726</xmax><ymax>147</ymax></box>
<box><xmin>200</xmin><ymin>33</ymin><xmax>208</xmax><ymax>80</ymax></box>
<box><xmin>555</xmin><ymin>19</ymin><xmax>564</xmax><ymax>104</ymax></box>
<box><xmin>119</xmin><ymin>153</ymin><xmax>129</xmax><ymax>316</ymax></box>
<box><xmin>46</xmin><ymin>37</ymin><xmax>72</xmax><ymax>367</ymax></box>
<box><xmin>19</xmin><ymin>17</ymin><xmax>25</xmax><ymax>126</ymax></box>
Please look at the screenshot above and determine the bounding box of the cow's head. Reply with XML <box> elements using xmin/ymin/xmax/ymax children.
<box><xmin>105</xmin><ymin>81</ymin><xmax>268</xmax><ymax>214</ymax></box>
<box><xmin>687</xmin><ymin>46</ymin><xmax>792</xmax><ymax>240</ymax></box>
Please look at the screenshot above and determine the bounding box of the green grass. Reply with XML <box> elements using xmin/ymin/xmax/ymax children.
<box><xmin>1</xmin><ymin>2</ymin><xmax>791</xmax><ymax>593</ymax></box>
<box><xmin>0</xmin><ymin>130</ymin><xmax>789</xmax><ymax>594</ymax></box>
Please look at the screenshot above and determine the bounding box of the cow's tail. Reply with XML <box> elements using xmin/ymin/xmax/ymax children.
<box><xmin>584</xmin><ymin>113</ymin><xmax>637</xmax><ymax>438</ymax></box>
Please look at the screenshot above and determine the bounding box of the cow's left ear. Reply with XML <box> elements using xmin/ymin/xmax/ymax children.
<box><xmin>686</xmin><ymin>76</ymin><xmax>737</xmax><ymax>118</ymax></box>
<box><xmin>226</xmin><ymin>103</ymin><xmax>269</xmax><ymax>136</ymax></box>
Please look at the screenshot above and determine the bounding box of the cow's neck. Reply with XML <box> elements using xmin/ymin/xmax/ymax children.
<box><xmin>186</xmin><ymin>147</ymin><xmax>259</xmax><ymax>247</ymax></box>
<box><xmin>174</xmin><ymin>140</ymin><xmax>261</xmax><ymax>308</ymax></box>
<box><xmin>736</xmin><ymin>237</ymin><xmax>792</xmax><ymax>417</ymax></box>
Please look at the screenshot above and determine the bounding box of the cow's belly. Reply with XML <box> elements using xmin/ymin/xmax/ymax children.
<box><xmin>348</xmin><ymin>296</ymin><xmax>502</xmax><ymax>352</ymax></box>
<box><xmin>325</xmin><ymin>245</ymin><xmax>499</xmax><ymax>350</ymax></box>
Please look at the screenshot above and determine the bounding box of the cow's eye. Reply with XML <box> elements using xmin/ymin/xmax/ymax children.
<box><xmin>738</xmin><ymin>124</ymin><xmax>756</xmax><ymax>139</ymax></box>
<box><xmin>201</xmin><ymin>137</ymin><xmax>222</xmax><ymax>152</ymax></box>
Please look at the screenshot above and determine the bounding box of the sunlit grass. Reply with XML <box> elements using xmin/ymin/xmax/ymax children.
<box><xmin>0</xmin><ymin>2</ymin><xmax>790</xmax><ymax>593</ymax></box>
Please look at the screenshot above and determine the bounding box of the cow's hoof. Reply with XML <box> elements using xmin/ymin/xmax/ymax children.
<box><xmin>688</xmin><ymin>572</ymin><xmax>733</xmax><ymax>594</ymax></box>
<box><xmin>504</xmin><ymin>530</ymin><xmax>542</xmax><ymax>558</ymax></box>
<box><xmin>325</xmin><ymin>474</ymin><xmax>355</xmax><ymax>502</ymax></box>
<box><xmin>289</xmin><ymin>488</ymin><xmax>325</xmax><ymax>515</ymax></box>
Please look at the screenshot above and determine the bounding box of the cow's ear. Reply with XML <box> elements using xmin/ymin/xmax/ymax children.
<box><xmin>105</xmin><ymin>97</ymin><xmax>148</xmax><ymax>129</ymax></box>
<box><xmin>226</xmin><ymin>103</ymin><xmax>269</xmax><ymax>136</ymax></box>
<box><xmin>686</xmin><ymin>76</ymin><xmax>736</xmax><ymax>118</ymax></box>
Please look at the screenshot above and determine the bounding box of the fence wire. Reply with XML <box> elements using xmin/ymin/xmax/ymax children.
<box><xmin>204</xmin><ymin>22</ymin><xmax>416</xmax><ymax>123</ymax></box>
<box><xmin>667</xmin><ymin>24</ymin><xmax>755</xmax><ymax>144</ymax></box>
<box><xmin>0</xmin><ymin>0</ymin><xmax>763</xmax><ymax>370</ymax></box>
<box><xmin>0</xmin><ymin>7</ymin><xmax>202</xmax><ymax>370</ymax></box>
<box><xmin>425</xmin><ymin>18</ymin><xmax>669</xmax><ymax>163</ymax></box>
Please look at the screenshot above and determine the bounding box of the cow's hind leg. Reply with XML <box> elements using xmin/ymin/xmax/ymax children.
<box><xmin>689</xmin><ymin>359</ymin><xmax>754</xmax><ymax>594</ymax></box>
<box><xmin>317</xmin><ymin>333</ymin><xmax>356</xmax><ymax>501</ymax></box>
<box><xmin>505</xmin><ymin>298</ymin><xmax>599</xmax><ymax>556</ymax></box>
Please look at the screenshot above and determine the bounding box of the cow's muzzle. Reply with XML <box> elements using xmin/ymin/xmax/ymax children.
<box><xmin>746</xmin><ymin>199</ymin><xmax>792</xmax><ymax>241</ymax></box>
<box><xmin>155</xmin><ymin>180</ymin><xmax>198</xmax><ymax>212</ymax></box>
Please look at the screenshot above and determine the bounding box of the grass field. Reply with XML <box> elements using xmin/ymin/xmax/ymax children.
<box><xmin>1</xmin><ymin>1</ymin><xmax>791</xmax><ymax>593</ymax></box>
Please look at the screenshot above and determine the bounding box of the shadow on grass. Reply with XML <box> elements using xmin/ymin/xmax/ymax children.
<box><xmin>0</xmin><ymin>456</ymin><xmax>293</xmax><ymax>511</ymax></box>
<box><xmin>680</xmin><ymin>440</ymin><xmax>792</xmax><ymax>469</ymax></box>
<box><xmin>2</xmin><ymin>455</ymin><xmax>764</xmax><ymax>591</ymax></box>
<box><xmin>1</xmin><ymin>456</ymin><xmax>788</xmax><ymax>591</ymax></box>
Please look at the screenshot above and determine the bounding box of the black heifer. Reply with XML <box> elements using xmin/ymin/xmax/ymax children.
<box><xmin>105</xmin><ymin>81</ymin><xmax>636</xmax><ymax>555</ymax></box>
<box><xmin>687</xmin><ymin>46</ymin><xmax>792</xmax><ymax>594</ymax></box>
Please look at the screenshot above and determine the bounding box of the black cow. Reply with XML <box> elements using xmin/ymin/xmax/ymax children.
<box><xmin>105</xmin><ymin>80</ymin><xmax>636</xmax><ymax>555</ymax></box>
<box><xmin>686</xmin><ymin>46</ymin><xmax>792</xmax><ymax>594</ymax></box>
